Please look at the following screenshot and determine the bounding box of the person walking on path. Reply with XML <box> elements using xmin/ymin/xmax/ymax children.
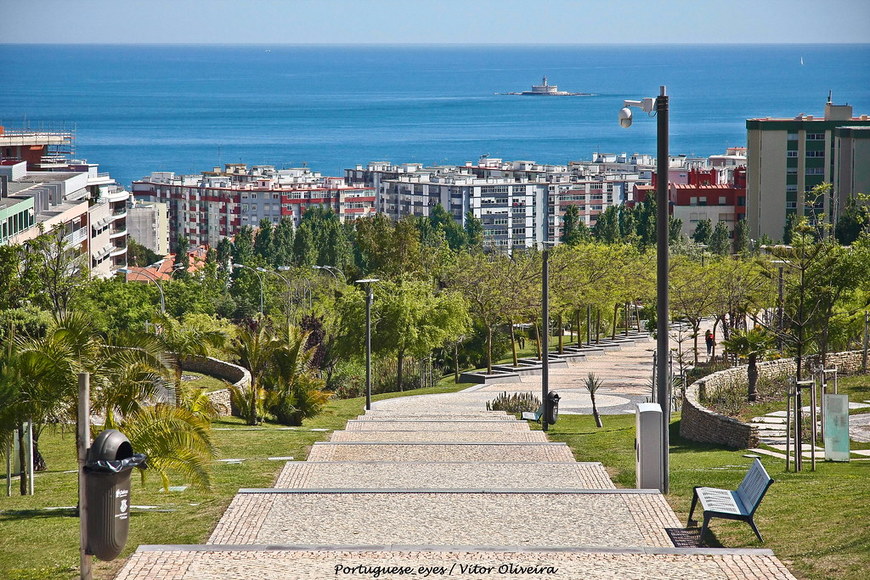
<box><xmin>705</xmin><ymin>329</ymin><xmax>715</xmax><ymax>358</ymax></box>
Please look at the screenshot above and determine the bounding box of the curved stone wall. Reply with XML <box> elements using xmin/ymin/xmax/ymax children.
<box><xmin>680</xmin><ymin>351</ymin><xmax>865</xmax><ymax>449</ymax></box>
<box><xmin>181</xmin><ymin>355</ymin><xmax>251</xmax><ymax>416</ymax></box>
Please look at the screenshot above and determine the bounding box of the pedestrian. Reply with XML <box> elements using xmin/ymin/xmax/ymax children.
<box><xmin>705</xmin><ymin>329</ymin><xmax>715</xmax><ymax>358</ymax></box>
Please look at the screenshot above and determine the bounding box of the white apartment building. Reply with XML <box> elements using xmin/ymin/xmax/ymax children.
<box><xmin>133</xmin><ymin>164</ymin><xmax>376</xmax><ymax>247</ymax></box>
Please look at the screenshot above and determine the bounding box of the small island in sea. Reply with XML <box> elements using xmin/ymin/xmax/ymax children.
<box><xmin>502</xmin><ymin>76</ymin><xmax>592</xmax><ymax>96</ymax></box>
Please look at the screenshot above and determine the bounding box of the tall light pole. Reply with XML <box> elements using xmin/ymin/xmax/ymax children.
<box><xmin>118</xmin><ymin>268</ymin><xmax>166</xmax><ymax>314</ymax></box>
<box><xmin>620</xmin><ymin>86</ymin><xmax>670</xmax><ymax>493</ymax></box>
<box><xmin>233</xmin><ymin>263</ymin><xmax>264</xmax><ymax>314</ymax></box>
<box><xmin>355</xmin><ymin>278</ymin><xmax>380</xmax><ymax>411</ymax></box>
<box><xmin>258</xmin><ymin>267</ymin><xmax>294</xmax><ymax>326</ymax></box>
<box><xmin>541</xmin><ymin>242</ymin><xmax>554</xmax><ymax>432</ymax></box>
<box><xmin>313</xmin><ymin>264</ymin><xmax>347</xmax><ymax>284</ymax></box>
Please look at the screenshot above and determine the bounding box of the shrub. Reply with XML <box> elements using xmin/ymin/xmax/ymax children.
<box><xmin>486</xmin><ymin>391</ymin><xmax>541</xmax><ymax>414</ymax></box>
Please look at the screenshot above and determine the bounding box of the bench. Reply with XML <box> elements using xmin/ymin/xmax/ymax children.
<box><xmin>687</xmin><ymin>458</ymin><xmax>774</xmax><ymax>543</ymax></box>
<box><xmin>521</xmin><ymin>406</ymin><xmax>543</xmax><ymax>422</ymax></box>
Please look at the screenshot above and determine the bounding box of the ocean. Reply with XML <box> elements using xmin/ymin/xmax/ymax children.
<box><xmin>1</xmin><ymin>44</ymin><xmax>868</xmax><ymax>187</ymax></box>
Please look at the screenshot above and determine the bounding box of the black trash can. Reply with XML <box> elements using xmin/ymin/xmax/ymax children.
<box><xmin>545</xmin><ymin>392</ymin><xmax>561</xmax><ymax>425</ymax></box>
<box><xmin>84</xmin><ymin>429</ymin><xmax>146</xmax><ymax>561</ymax></box>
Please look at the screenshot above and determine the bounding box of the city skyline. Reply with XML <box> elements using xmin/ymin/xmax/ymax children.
<box><xmin>2</xmin><ymin>0</ymin><xmax>869</xmax><ymax>45</ymax></box>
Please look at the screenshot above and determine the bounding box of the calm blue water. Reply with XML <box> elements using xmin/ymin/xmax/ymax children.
<box><xmin>1</xmin><ymin>44</ymin><xmax>868</xmax><ymax>187</ymax></box>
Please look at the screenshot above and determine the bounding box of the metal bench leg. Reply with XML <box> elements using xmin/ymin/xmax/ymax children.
<box><xmin>687</xmin><ymin>488</ymin><xmax>699</xmax><ymax>526</ymax></box>
<box><xmin>747</xmin><ymin>517</ymin><xmax>764</xmax><ymax>543</ymax></box>
<box><xmin>699</xmin><ymin>514</ymin><xmax>712</xmax><ymax>545</ymax></box>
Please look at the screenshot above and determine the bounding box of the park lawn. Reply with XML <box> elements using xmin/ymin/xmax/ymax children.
<box><xmin>181</xmin><ymin>371</ymin><xmax>230</xmax><ymax>393</ymax></box>
<box><xmin>545</xmin><ymin>413</ymin><xmax>870</xmax><ymax>580</ymax></box>
<box><xmin>0</xmin><ymin>379</ymin><xmax>473</xmax><ymax>580</ymax></box>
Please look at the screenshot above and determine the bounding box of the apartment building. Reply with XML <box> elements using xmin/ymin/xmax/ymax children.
<box><xmin>0</xmin><ymin>127</ymin><xmax>129</xmax><ymax>277</ymax></box>
<box><xmin>746</xmin><ymin>98</ymin><xmax>870</xmax><ymax>240</ymax></box>
<box><xmin>132</xmin><ymin>164</ymin><xmax>376</xmax><ymax>247</ymax></box>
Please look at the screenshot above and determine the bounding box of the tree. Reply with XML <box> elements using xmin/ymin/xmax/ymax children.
<box><xmin>232</xmin><ymin>225</ymin><xmax>255</xmax><ymax>265</ymax></box>
<box><xmin>835</xmin><ymin>193</ymin><xmax>870</xmax><ymax>245</ymax></box>
<box><xmin>464</xmin><ymin>211</ymin><xmax>484</xmax><ymax>250</ymax></box>
<box><xmin>254</xmin><ymin>219</ymin><xmax>274</xmax><ymax>261</ymax></box>
<box><xmin>732</xmin><ymin>218</ymin><xmax>750</xmax><ymax>255</ymax></box>
<box><xmin>592</xmin><ymin>206</ymin><xmax>620</xmax><ymax>243</ymax></box>
<box><xmin>20</xmin><ymin>228</ymin><xmax>89</xmax><ymax>319</ymax></box>
<box><xmin>670</xmin><ymin>256</ymin><xmax>719</xmax><ymax>363</ymax></box>
<box><xmin>292</xmin><ymin>222</ymin><xmax>316</xmax><ymax>267</ymax></box>
<box><xmin>722</xmin><ymin>328</ymin><xmax>774</xmax><ymax>402</ymax></box>
<box><xmin>708</xmin><ymin>221</ymin><xmax>731</xmax><ymax>255</ymax></box>
<box><xmin>584</xmin><ymin>373</ymin><xmax>604</xmax><ymax>428</ymax></box>
<box><xmin>692</xmin><ymin>219</ymin><xmax>712</xmax><ymax>245</ymax></box>
<box><xmin>446</xmin><ymin>252</ymin><xmax>512</xmax><ymax>373</ymax></box>
<box><xmin>228</xmin><ymin>322</ymin><xmax>277</xmax><ymax>425</ymax></box>
<box><xmin>264</xmin><ymin>325</ymin><xmax>328</xmax><ymax>425</ymax></box>
<box><xmin>561</xmin><ymin>205</ymin><xmax>586</xmax><ymax>246</ymax></box>
<box><xmin>127</xmin><ymin>237</ymin><xmax>161</xmax><ymax>267</ymax></box>
<box><xmin>271</xmin><ymin>217</ymin><xmax>295</xmax><ymax>268</ymax></box>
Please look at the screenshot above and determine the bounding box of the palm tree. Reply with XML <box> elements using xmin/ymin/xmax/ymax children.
<box><xmin>722</xmin><ymin>328</ymin><xmax>774</xmax><ymax>402</ymax></box>
<box><xmin>584</xmin><ymin>372</ymin><xmax>604</xmax><ymax>428</ymax></box>
<box><xmin>14</xmin><ymin>312</ymin><xmax>216</xmax><ymax>491</ymax></box>
<box><xmin>265</xmin><ymin>326</ymin><xmax>328</xmax><ymax>425</ymax></box>
<box><xmin>229</xmin><ymin>322</ymin><xmax>278</xmax><ymax>425</ymax></box>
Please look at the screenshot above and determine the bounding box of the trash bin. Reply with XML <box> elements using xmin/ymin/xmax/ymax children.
<box><xmin>84</xmin><ymin>429</ymin><xmax>146</xmax><ymax>561</ymax></box>
<box><xmin>545</xmin><ymin>391</ymin><xmax>561</xmax><ymax>425</ymax></box>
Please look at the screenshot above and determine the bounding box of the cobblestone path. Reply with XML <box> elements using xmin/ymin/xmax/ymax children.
<box><xmin>115</xmin><ymin>407</ymin><xmax>796</xmax><ymax>579</ymax></box>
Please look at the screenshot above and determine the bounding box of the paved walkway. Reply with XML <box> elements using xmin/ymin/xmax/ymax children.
<box><xmin>373</xmin><ymin>334</ymin><xmax>658</xmax><ymax>416</ymax></box>
<box><xmin>115</xmin><ymin>407</ymin><xmax>796</xmax><ymax>579</ymax></box>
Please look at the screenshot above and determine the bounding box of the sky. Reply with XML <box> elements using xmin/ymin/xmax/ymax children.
<box><xmin>1</xmin><ymin>0</ymin><xmax>869</xmax><ymax>45</ymax></box>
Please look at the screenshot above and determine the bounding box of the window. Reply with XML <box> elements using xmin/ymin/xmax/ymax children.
<box><xmin>806</xmin><ymin>151</ymin><xmax>825</xmax><ymax>158</ymax></box>
<box><xmin>806</xmin><ymin>167</ymin><xmax>825</xmax><ymax>175</ymax></box>
<box><xmin>787</xmin><ymin>132</ymin><xmax>799</xmax><ymax>141</ymax></box>
<box><xmin>787</xmin><ymin>151</ymin><xmax>798</xmax><ymax>158</ymax></box>
<box><xmin>719</xmin><ymin>196</ymin><xmax>727</xmax><ymax>205</ymax></box>
<box><xmin>807</xmin><ymin>133</ymin><xmax>825</xmax><ymax>141</ymax></box>
<box><xmin>787</xmin><ymin>167</ymin><xmax>798</xmax><ymax>175</ymax></box>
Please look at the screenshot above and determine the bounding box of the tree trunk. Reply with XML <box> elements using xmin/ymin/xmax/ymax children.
<box><xmin>510</xmin><ymin>320</ymin><xmax>518</xmax><ymax>367</ymax></box>
<box><xmin>612</xmin><ymin>303</ymin><xmax>619</xmax><ymax>340</ymax></box>
<box><xmin>557</xmin><ymin>313</ymin><xmax>564</xmax><ymax>354</ymax></box>
<box><xmin>590</xmin><ymin>393</ymin><xmax>603</xmax><ymax>428</ymax></box>
<box><xmin>397</xmin><ymin>350</ymin><xmax>404</xmax><ymax>391</ymax></box>
<box><xmin>533</xmin><ymin>322</ymin><xmax>542</xmax><ymax>360</ymax></box>
<box><xmin>175</xmin><ymin>363</ymin><xmax>184</xmax><ymax>407</ymax></box>
<box><xmin>576</xmin><ymin>309</ymin><xmax>582</xmax><ymax>348</ymax></box>
<box><xmin>595</xmin><ymin>309</ymin><xmax>601</xmax><ymax>343</ymax></box>
<box><xmin>486</xmin><ymin>327</ymin><xmax>493</xmax><ymax>374</ymax></box>
<box><xmin>454</xmin><ymin>342</ymin><xmax>460</xmax><ymax>383</ymax></box>
<box><xmin>17</xmin><ymin>424</ymin><xmax>28</xmax><ymax>496</ymax></box>
<box><xmin>747</xmin><ymin>354</ymin><xmax>759</xmax><ymax>402</ymax></box>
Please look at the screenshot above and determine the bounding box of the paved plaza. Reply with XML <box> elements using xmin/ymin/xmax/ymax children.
<box><xmin>115</xmin><ymin>380</ymin><xmax>796</xmax><ymax>580</ymax></box>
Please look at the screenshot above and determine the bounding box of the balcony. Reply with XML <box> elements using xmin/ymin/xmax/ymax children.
<box><xmin>109</xmin><ymin>228</ymin><xmax>127</xmax><ymax>240</ymax></box>
<box><xmin>110</xmin><ymin>245</ymin><xmax>128</xmax><ymax>257</ymax></box>
<box><xmin>63</xmin><ymin>227</ymin><xmax>88</xmax><ymax>246</ymax></box>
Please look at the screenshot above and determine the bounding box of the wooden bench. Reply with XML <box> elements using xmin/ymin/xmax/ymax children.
<box><xmin>687</xmin><ymin>458</ymin><xmax>774</xmax><ymax>543</ymax></box>
<box><xmin>521</xmin><ymin>406</ymin><xmax>543</xmax><ymax>422</ymax></box>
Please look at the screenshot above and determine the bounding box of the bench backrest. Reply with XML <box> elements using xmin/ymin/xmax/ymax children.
<box><xmin>736</xmin><ymin>458</ymin><xmax>774</xmax><ymax>515</ymax></box>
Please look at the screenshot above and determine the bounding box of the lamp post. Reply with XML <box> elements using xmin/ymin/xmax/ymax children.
<box><xmin>118</xmin><ymin>267</ymin><xmax>166</xmax><ymax>314</ymax></box>
<box><xmin>233</xmin><ymin>263</ymin><xmax>264</xmax><ymax>314</ymax></box>
<box><xmin>620</xmin><ymin>86</ymin><xmax>670</xmax><ymax>493</ymax></box>
<box><xmin>258</xmin><ymin>267</ymin><xmax>294</xmax><ymax>326</ymax></box>
<box><xmin>355</xmin><ymin>278</ymin><xmax>380</xmax><ymax>411</ymax></box>
<box><xmin>541</xmin><ymin>242</ymin><xmax>555</xmax><ymax>432</ymax></box>
<box><xmin>313</xmin><ymin>265</ymin><xmax>346</xmax><ymax>284</ymax></box>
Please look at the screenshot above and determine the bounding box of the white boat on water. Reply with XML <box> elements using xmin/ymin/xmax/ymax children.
<box><xmin>504</xmin><ymin>76</ymin><xmax>590</xmax><ymax>96</ymax></box>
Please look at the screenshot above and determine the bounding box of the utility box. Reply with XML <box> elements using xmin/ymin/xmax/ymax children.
<box><xmin>635</xmin><ymin>403</ymin><xmax>663</xmax><ymax>491</ymax></box>
<box><xmin>545</xmin><ymin>392</ymin><xmax>560</xmax><ymax>425</ymax></box>
<box><xmin>84</xmin><ymin>429</ymin><xmax>146</xmax><ymax>561</ymax></box>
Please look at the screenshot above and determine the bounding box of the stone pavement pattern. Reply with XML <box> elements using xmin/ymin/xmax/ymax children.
<box><xmin>116</xmin><ymin>403</ymin><xmax>796</xmax><ymax>578</ymax></box>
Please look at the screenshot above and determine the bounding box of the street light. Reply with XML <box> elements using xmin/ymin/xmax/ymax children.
<box><xmin>258</xmin><ymin>267</ymin><xmax>294</xmax><ymax>326</ymax></box>
<box><xmin>233</xmin><ymin>263</ymin><xmax>264</xmax><ymax>314</ymax></box>
<box><xmin>118</xmin><ymin>267</ymin><xmax>166</xmax><ymax>314</ymax></box>
<box><xmin>541</xmin><ymin>241</ymin><xmax>556</xmax><ymax>433</ymax></box>
<box><xmin>313</xmin><ymin>265</ymin><xmax>347</xmax><ymax>284</ymax></box>
<box><xmin>620</xmin><ymin>86</ymin><xmax>670</xmax><ymax>493</ymax></box>
<box><xmin>355</xmin><ymin>278</ymin><xmax>380</xmax><ymax>411</ymax></box>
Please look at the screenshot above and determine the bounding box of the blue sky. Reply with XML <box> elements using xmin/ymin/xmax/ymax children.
<box><xmin>2</xmin><ymin>0</ymin><xmax>868</xmax><ymax>44</ymax></box>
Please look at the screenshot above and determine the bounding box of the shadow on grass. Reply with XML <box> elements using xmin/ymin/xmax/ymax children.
<box><xmin>0</xmin><ymin>508</ymin><xmax>78</xmax><ymax>520</ymax></box>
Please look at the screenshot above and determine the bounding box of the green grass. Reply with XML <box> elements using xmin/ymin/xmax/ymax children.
<box><xmin>182</xmin><ymin>371</ymin><xmax>230</xmax><ymax>393</ymax></box>
<box><xmin>546</xmin><ymin>413</ymin><xmax>870</xmax><ymax>580</ymax></box>
<box><xmin>0</xmin><ymin>378</ymin><xmax>473</xmax><ymax>580</ymax></box>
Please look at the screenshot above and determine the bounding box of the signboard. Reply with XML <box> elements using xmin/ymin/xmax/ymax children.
<box><xmin>823</xmin><ymin>394</ymin><xmax>850</xmax><ymax>462</ymax></box>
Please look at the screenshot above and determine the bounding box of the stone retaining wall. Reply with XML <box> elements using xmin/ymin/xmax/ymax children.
<box><xmin>680</xmin><ymin>350</ymin><xmax>865</xmax><ymax>449</ymax></box>
<box><xmin>181</xmin><ymin>356</ymin><xmax>251</xmax><ymax>416</ymax></box>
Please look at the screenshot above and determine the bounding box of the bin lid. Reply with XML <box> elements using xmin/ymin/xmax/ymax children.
<box><xmin>84</xmin><ymin>453</ymin><xmax>147</xmax><ymax>473</ymax></box>
<box><xmin>89</xmin><ymin>429</ymin><xmax>133</xmax><ymax>462</ymax></box>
